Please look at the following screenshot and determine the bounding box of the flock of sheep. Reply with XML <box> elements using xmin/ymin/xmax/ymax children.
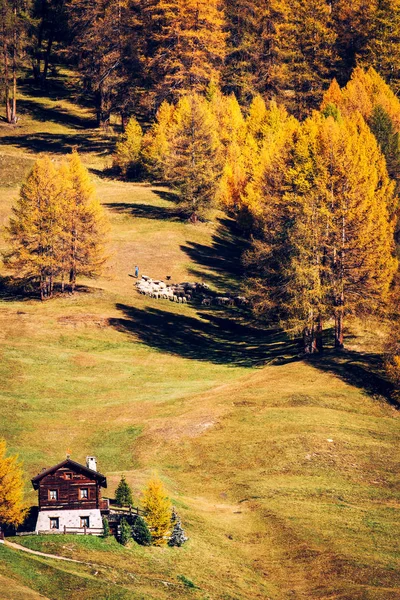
<box><xmin>135</xmin><ymin>276</ymin><xmax>249</xmax><ymax>307</ymax></box>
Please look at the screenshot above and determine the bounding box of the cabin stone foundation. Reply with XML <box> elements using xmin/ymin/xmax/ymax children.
<box><xmin>35</xmin><ymin>508</ymin><xmax>103</xmax><ymax>534</ymax></box>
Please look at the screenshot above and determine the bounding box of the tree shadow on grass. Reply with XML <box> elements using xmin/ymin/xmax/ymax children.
<box><xmin>110</xmin><ymin>303</ymin><xmax>300</xmax><ymax>367</ymax></box>
<box><xmin>0</xmin><ymin>132</ymin><xmax>115</xmax><ymax>155</ymax></box>
<box><xmin>309</xmin><ymin>347</ymin><xmax>398</xmax><ymax>407</ymax></box>
<box><xmin>18</xmin><ymin>98</ymin><xmax>96</xmax><ymax>129</ymax></box>
<box><xmin>181</xmin><ymin>217</ymin><xmax>250</xmax><ymax>293</ymax></box>
<box><xmin>0</xmin><ymin>276</ymin><xmax>36</xmax><ymax>302</ymax></box>
<box><xmin>104</xmin><ymin>187</ymin><xmax>185</xmax><ymax>221</ymax></box>
<box><xmin>104</xmin><ymin>201</ymin><xmax>185</xmax><ymax>221</ymax></box>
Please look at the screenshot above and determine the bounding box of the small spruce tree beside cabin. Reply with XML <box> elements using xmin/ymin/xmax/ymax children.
<box><xmin>102</xmin><ymin>516</ymin><xmax>111</xmax><ymax>538</ymax></box>
<box><xmin>119</xmin><ymin>518</ymin><xmax>131</xmax><ymax>546</ymax></box>
<box><xmin>132</xmin><ymin>516</ymin><xmax>152</xmax><ymax>546</ymax></box>
<box><xmin>115</xmin><ymin>475</ymin><xmax>134</xmax><ymax>507</ymax></box>
<box><xmin>168</xmin><ymin>508</ymin><xmax>188</xmax><ymax>547</ymax></box>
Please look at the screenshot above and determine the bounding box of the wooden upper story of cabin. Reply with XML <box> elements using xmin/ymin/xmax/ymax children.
<box><xmin>31</xmin><ymin>457</ymin><xmax>108</xmax><ymax>511</ymax></box>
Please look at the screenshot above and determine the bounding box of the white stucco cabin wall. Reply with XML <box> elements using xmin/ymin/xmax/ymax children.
<box><xmin>35</xmin><ymin>509</ymin><xmax>103</xmax><ymax>533</ymax></box>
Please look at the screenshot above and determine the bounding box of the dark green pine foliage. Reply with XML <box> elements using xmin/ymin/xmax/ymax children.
<box><xmin>115</xmin><ymin>475</ymin><xmax>134</xmax><ymax>507</ymax></box>
<box><xmin>132</xmin><ymin>516</ymin><xmax>152</xmax><ymax>546</ymax></box>
<box><xmin>119</xmin><ymin>518</ymin><xmax>131</xmax><ymax>546</ymax></box>
<box><xmin>164</xmin><ymin>94</ymin><xmax>222</xmax><ymax>220</ymax></box>
<box><xmin>102</xmin><ymin>516</ymin><xmax>111</xmax><ymax>537</ymax></box>
<box><xmin>370</xmin><ymin>105</ymin><xmax>400</xmax><ymax>190</ymax></box>
<box><xmin>370</xmin><ymin>104</ymin><xmax>400</xmax><ymax>242</ymax></box>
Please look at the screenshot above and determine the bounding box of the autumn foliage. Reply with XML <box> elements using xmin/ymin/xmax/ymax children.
<box><xmin>142</xmin><ymin>476</ymin><xmax>171</xmax><ymax>546</ymax></box>
<box><xmin>4</xmin><ymin>152</ymin><xmax>108</xmax><ymax>299</ymax></box>
<box><xmin>0</xmin><ymin>439</ymin><xmax>26</xmax><ymax>527</ymax></box>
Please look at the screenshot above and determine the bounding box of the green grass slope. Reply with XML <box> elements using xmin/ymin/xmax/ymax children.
<box><xmin>0</xmin><ymin>72</ymin><xmax>399</xmax><ymax>600</ymax></box>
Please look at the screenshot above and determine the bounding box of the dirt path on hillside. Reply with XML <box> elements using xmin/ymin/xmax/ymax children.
<box><xmin>4</xmin><ymin>540</ymin><xmax>85</xmax><ymax>564</ymax></box>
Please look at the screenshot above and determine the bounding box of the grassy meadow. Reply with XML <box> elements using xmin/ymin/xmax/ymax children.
<box><xmin>0</xmin><ymin>71</ymin><xmax>400</xmax><ymax>600</ymax></box>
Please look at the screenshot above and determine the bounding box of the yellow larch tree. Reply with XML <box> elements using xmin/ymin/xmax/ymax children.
<box><xmin>0</xmin><ymin>439</ymin><xmax>26</xmax><ymax>527</ymax></box>
<box><xmin>141</xmin><ymin>100</ymin><xmax>175</xmax><ymax>179</ymax></box>
<box><xmin>65</xmin><ymin>151</ymin><xmax>109</xmax><ymax>292</ymax></box>
<box><xmin>4</xmin><ymin>156</ymin><xmax>66</xmax><ymax>300</ymax></box>
<box><xmin>134</xmin><ymin>0</ymin><xmax>226</xmax><ymax>105</ymax></box>
<box><xmin>142</xmin><ymin>476</ymin><xmax>171</xmax><ymax>546</ymax></box>
<box><xmin>245</xmin><ymin>110</ymin><xmax>397</xmax><ymax>351</ymax></box>
<box><xmin>114</xmin><ymin>116</ymin><xmax>143</xmax><ymax>176</ymax></box>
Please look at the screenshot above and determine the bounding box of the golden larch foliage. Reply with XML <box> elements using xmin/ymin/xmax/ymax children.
<box><xmin>114</xmin><ymin>117</ymin><xmax>143</xmax><ymax>176</ymax></box>
<box><xmin>0</xmin><ymin>439</ymin><xmax>26</xmax><ymax>527</ymax></box>
<box><xmin>142</xmin><ymin>476</ymin><xmax>171</xmax><ymax>546</ymax></box>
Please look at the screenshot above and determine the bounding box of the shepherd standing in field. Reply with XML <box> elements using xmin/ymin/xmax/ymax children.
<box><xmin>135</xmin><ymin>265</ymin><xmax>139</xmax><ymax>278</ymax></box>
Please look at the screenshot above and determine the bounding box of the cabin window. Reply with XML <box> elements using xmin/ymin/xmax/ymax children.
<box><xmin>80</xmin><ymin>516</ymin><xmax>89</xmax><ymax>528</ymax></box>
<box><xmin>49</xmin><ymin>490</ymin><xmax>58</xmax><ymax>501</ymax></box>
<box><xmin>49</xmin><ymin>517</ymin><xmax>59</xmax><ymax>529</ymax></box>
<box><xmin>80</xmin><ymin>488</ymin><xmax>88</xmax><ymax>499</ymax></box>
<box><xmin>64</xmin><ymin>472</ymin><xmax>72</xmax><ymax>480</ymax></box>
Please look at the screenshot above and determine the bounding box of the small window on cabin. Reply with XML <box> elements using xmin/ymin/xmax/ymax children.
<box><xmin>49</xmin><ymin>517</ymin><xmax>59</xmax><ymax>529</ymax></box>
<box><xmin>80</xmin><ymin>516</ymin><xmax>89</xmax><ymax>528</ymax></box>
<box><xmin>80</xmin><ymin>488</ymin><xmax>88</xmax><ymax>499</ymax></box>
<box><xmin>64</xmin><ymin>473</ymin><xmax>72</xmax><ymax>480</ymax></box>
<box><xmin>49</xmin><ymin>490</ymin><xmax>58</xmax><ymax>501</ymax></box>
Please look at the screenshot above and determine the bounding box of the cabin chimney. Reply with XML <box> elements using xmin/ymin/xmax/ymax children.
<box><xmin>86</xmin><ymin>456</ymin><xmax>97</xmax><ymax>471</ymax></box>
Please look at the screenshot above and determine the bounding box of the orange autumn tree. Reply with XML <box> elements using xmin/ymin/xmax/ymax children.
<box><xmin>4</xmin><ymin>153</ymin><xmax>109</xmax><ymax>298</ymax></box>
<box><xmin>321</xmin><ymin>67</ymin><xmax>400</xmax><ymax>230</ymax></box>
<box><xmin>245</xmin><ymin>111</ymin><xmax>397</xmax><ymax>351</ymax></box>
<box><xmin>0</xmin><ymin>439</ymin><xmax>26</xmax><ymax>527</ymax></box>
<box><xmin>133</xmin><ymin>0</ymin><xmax>226</xmax><ymax>105</ymax></box>
<box><xmin>142</xmin><ymin>475</ymin><xmax>171</xmax><ymax>546</ymax></box>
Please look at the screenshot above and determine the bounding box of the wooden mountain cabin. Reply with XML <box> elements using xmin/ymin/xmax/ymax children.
<box><xmin>31</xmin><ymin>456</ymin><xmax>108</xmax><ymax>535</ymax></box>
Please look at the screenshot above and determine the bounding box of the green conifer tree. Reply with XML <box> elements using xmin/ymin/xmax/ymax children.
<box><xmin>115</xmin><ymin>475</ymin><xmax>134</xmax><ymax>507</ymax></box>
<box><xmin>119</xmin><ymin>517</ymin><xmax>131</xmax><ymax>546</ymax></box>
<box><xmin>132</xmin><ymin>516</ymin><xmax>152</xmax><ymax>546</ymax></box>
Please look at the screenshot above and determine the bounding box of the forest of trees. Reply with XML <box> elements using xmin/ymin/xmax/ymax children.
<box><xmin>2</xmin><ymin>0</ymin><xmax>400</xmax><ymax>125</ymax></box>
<box><xmin>1</xmin><ymin>0</ymin><xmax>399</xmax><ymax>364</ymax></box>
<box><xmin>112</xmin><ymin>68</ymin><xmax>399</xmax><ymax>354</ymax></box>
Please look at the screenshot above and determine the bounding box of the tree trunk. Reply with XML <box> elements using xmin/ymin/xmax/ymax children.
<box><xmin>121</xmin><ymin>111</ymin><xmax>128</xmax><ymax>132</ymax></box>
<box><xmin>70</xmin><ymin>227</ymin><xmax>77</xmax><ymax>292</ymax></box>
<box><xmin>96</xmin><ymin>88</ymin><xmax>111</xmax><ymax>129</ymax></box>
<box><xmin>303</xmin><ymin>326</ymin><xmax>317</xmax><ymax>354</ymax></box>
<box><xmin>10</xmin><ymin>3</ymin><xmax>17</xmax><ymax>124</ymax></box>
<box><xmin>41</xmin><ymin>35</ymin><xmax>53</xmax><ymax>84</ymax></box>
<box><xmin>2</xmin><ymin>21</ymin><xmax>11</xmax><ymax>123</ymax></box>
<box><xmin>316</xmin><ymin>316</ymin><xmax>324</xmax><ymax>353</ymax></box>
<box><xmin>334</xmin><ymin>309</ymin><xmax>344</xmax><ymax>350</ymax></box>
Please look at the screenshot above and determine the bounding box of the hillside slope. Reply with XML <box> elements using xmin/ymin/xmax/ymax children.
<box><xmin>0</xmin><ymin>72</ymin><xmax>399</xmax><ymax>600</ymax></box>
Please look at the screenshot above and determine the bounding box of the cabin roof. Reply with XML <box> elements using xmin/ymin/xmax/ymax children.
<box><xmin>31</xmin><ymin>458</ymin><xmax>107</xmax><ymax>490</ymax></box>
